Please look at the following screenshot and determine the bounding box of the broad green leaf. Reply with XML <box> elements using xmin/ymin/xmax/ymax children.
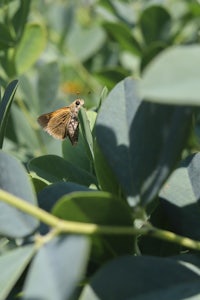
<box><xmin>38</xmin><ymin>182</ymin><xmax>91</xmax><ymax>234</ymax></box>
<box><xmin>28</xmin><ymin>155</ymin><xmax>97</xmax><ymax>187</ymax></box>
<box><xmin>38</xmin><ymin>61</ymin><xmax>60</xmax><ymax>112</ymax></box>
<box><xmin>23</xmin><ymin>235</ymin><xmax>90</xmax><ymax>300</ymax></box>
<box><xmin>96</xmin><ymin>77</ymin><xmax>193</xmax><ymax>206</ymax></box>
<box><xmin>19</xmin><ymin>75</ymin><xmax>40</xmax><ymax>115</ymax></box>
<box><xmin>139</xmin><ymin>201</ymin><xmax>181</xmax><ymax>256</ymax></box>
<box><xmin>159</xmin><ymin>153</ymin><xmax>200</xmax><ymax>240</ymax></box>
<box><xmin>67</xmin><ymin>24</ymin><xmax>106</xmax><ymax>62</ymax></box>
<box><xmin>79</xmin><ymin>108</ymin><xmax>94</xmax><ymax>162</ymax></box>
<box><xmin>140</xmin><ymin>42</ymin><xmax>166</xmax><ymax>72</ymax></box>
<box><xmin>86</xmin><ymin>110</ymin><xmax>97</xmax><ymax>134</ymax></box>
<box><xmin>139</xmin><ymin>5</ymin><xmax>171</xmax><ymax>45</ymax></box>
<box><xmin>63</xmin><ymin>109</ymin><xmax>95</xmax><ymax>172</ymax></box>
<box><xmin>0</xmin><ymin>80</ymin><xmax>18</xmax><ymax>148</ymax></box>
<box><xmin>80</xmin><ymin>256</ymin><xmax>200</xmax><ymax>300</ymax></box>
<box><xmin>140</xmin><ymin>45</ymin><xmax>200</xmax><ymax>105</ymax></box>
<box><xmin>95</xmin><ymin>67</ymin><xmax>129</xmax><ymax>90</ymax></box>
<box><xmin>0</xmin><ymin>151</ymin><xmax>39</xmax><ymax>237</ymax></box>
<box><xmin>62</xmin><ymin>131</ymin><xmax>91</xmax><ymax>172</ymax></box>
<box><xmin>11</xmin><ymin>105</ymin><xmax>41</xmax><ymax>153</ymax></box>
<box><xmin>173</xmin><ymin>253</ymin><xmax>200</xmax><ymax>276</ymax></box>
<box><xmin>103</xmin><ymin>22</ymin><xmax>141</xmax><ymax>56</ymax></box>
<box><xmin>30</xmin><ymin>176</ymin><xmax>48</xmax><ymax>194</ymax></box>
<box><xmin>15</xmin><ymin>23</ymin><xmax>46</xmax><ymax>74</ymax></box>
<box><xmin>38</xmin><ymin>181</ymin><xmax>91</xmax><ymax>212</ymax></box>
<box><xmin>94</xmin><ymin>140</ymin><xmax>121</xmax><ymax>195</ymax></box>
<box><xmin>52</xmin><ymin>191</ymin><xmax>134</xmax><ymax>259</ymax></box>
<box><xmin>36</xmin><ymin>131</ymin><xmax>63</xmax><ymax>157</ymax></box>
<box><xmin>0</xmin><ymin>245</ymin><xmax>35</xmax><ymax>300</ymax></box>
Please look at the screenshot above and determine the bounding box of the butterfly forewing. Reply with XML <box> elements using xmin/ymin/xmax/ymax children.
<box><xmin>37</xmin><ymin>99</ymin><xmax>84</xmax><ymax>144</ymax></box>
<box><xmin>37</xmin><ymin>112</ymin><xmax>53</xmax><ymax>128</ymax></box>
<box><xmin>47</xmin><ymin>108</ymin><xmax>71</xmax><ymax>140</ymax></box>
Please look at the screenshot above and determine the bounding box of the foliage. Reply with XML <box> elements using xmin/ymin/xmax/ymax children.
<box><xmin>0</xmin><ymin>0</ymin><xmax>200</xmax><ymax>299</ymax></box>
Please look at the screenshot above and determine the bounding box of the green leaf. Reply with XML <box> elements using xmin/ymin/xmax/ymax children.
<box><xmin>0</xmin><ymin>23</ymin><xmax>15</xmax><ymax>49</ymax></box>
<box><xmin>11</xmin><ymin>105</ymin><xmax>41</xmax><ymax>153</ymax></box>
<box><xmin>159</xmin><ymin>153</ymin><xmax>200</xmax><ymax>240</ymax></box>
<box><xmin>80</xmin><ymin>256</ymin><xmax>200</xmax><ymax>300</ymax></box>
<box><xmin>38</xmin><ymin>61</ymin><xmax>60</xmax><ymax>113</ymax></box>
<box><xmin>0</xmin><ymin>150</ymin><xmax>39</xmax><ymax>238</ymax></box>
<box><xmin>19</xmin><ymin>74</ymin><xmax>40</xmax><ymax>114</ymax></box>
<box><xmin>140</xmin><ymin>45</ymin><xmax>200</xmax><ymax>105</ymax></box>
<box><xmin>62</xmin><ymin>131</ymin><xmax>91</xmax><ymax>172</ymax></box>
<box><xmin>173</xmin><ymin>253</ymin><xmax>200</xmax><ymax>273</ymax></box>
<box><xmin>28</xmin><ymin>155</ymin><xmax>97</xmax><ymax>187</ymax></box>
<box><xmin>12</xmin><ymin>0</ymin><xmax>31</xmax><ymax>39</ymax></box>
<box><xmin>38</xmin><ymin>181</ymin><xmax>91</xmax><ymax>212</ymax></box>
<box><xmin>97</xmin><ymin>86</ymin><xmax>109</xmax><ymax>111</ymax></box>
<box><xmin>103</xmin><ymin>22</ymin><xmax>141</xmax><ymax>56</ymax></box>
<box><xmin>188</xmin><ymin>2</ymin><xmax>200</xmax><ymax>17</ymax></box>
<box><xmin>139</xmin><ymin>5</ymin><xmax>171</xmax><ymax>45</ymax></box>
<box><xmin>86</xmin><ymin>110</ymin><xmax>97</xmax><ymax>132</ymax></box>
<box><xmin>30</xmin><ymin>176</ymin><xmax>48</xmax><ymax>194</ymax></box>
<box><xmin>139</xmin><ymin>201</ymin><xmax>181</xmax><ymax>256</ymax></box>
<box><xmin>79</xmin><ymin>108</ymin><xmax>94</xmax><ymax>162</ymax></box>
<box><xmin>94</xmin><ymin>140</ymin><xmax>120</xmax><ymax>195</ymax></box>
<box><xmin>67</xmin><ymin>24</ymin><xmax>106</xmax><ymax>62</ymax></box>
<box><xmin>62</xmin><ymin>108</ymin><xmax>96</xmax><ymax>172</ymax></box>
<box><xmin>38</xmin><ymin>182</ymin><xmax>91</xmax><ymax>234</ymax></box>
<box><xmin>100</xmin><ymin>0</ymin><xmax>135</xmax><ymax>25</ymax></box>
<box><xmin>15</xmin><ymin>23</ymin><xmax>46</xmax><ymax>74</ymax></box>
<box><xmin>95</xmin><ymin>67</ymin><xmax>129</xmax><ymax>90</ymax></box>
<box><xmin>96</xmin><ymin>77</ymin><xmax>193</xmax><ymax>206</ymax></box>
<box><xmin>140</xmin><ymin>42</ymin><xmax>166</xmax><ymax>72</ymax></box>
<box><xmin>0</xmin><ymin>245</ymin><xmax>35</xmax><ymax>300</ymax></box>
<box><xmin>23</xmin><ymin>235</ymin><xmax>90</xmax><ymax>300</ymax></box>
<box><xmin>52</xmin><ymin>191</ymin><xmax>134</xmax><ymax>260</ymax></box>
<box><xmin>0</xmin><ymin>80</ymin><xmax>18</xmax><ymax>148</ymax></box>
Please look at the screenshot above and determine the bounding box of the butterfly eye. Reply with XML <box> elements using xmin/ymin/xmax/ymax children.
<box><xmin>75</xmin><ymin>100</ymin><xmax>80</xmax><ymax>106</ymax></box>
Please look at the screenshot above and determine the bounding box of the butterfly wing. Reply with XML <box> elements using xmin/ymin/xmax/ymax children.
<box><xmin>37</xmin><ymin>99</ymin><xmax>84</xmax><ymax>144</ymax></box>
<box><xmin>37</xmin><ymin>107</ymin><xmax>71</xmax><ymax>140</ymax></box>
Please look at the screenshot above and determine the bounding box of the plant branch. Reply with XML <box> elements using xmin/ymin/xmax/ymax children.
<box><xmin>0</xmin><ymin>188</ymin><xmax>200</xmax><ymax>251</ymax></box>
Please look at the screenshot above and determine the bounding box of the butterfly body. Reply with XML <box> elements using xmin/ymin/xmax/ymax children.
<box><xmin>37</xmin><ymin>99</ymin><xmax>84</xmax><ymax>145</ymax></box>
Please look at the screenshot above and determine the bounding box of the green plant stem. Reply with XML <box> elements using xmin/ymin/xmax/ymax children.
<box><xmin>1</xmin><ymin>188</ymin><xmax>200</xmax><ymax>251</ymax></box>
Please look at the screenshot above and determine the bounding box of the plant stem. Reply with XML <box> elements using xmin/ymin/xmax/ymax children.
<box><xmin>1</xmin><ymin>188</ymin><xmax>200</xmax><ymax>251</ymax></box>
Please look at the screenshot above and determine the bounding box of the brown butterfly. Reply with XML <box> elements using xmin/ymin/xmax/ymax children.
<box><xmin>37</xmin><ymin>99</ymin><xmax>84</xmax><ymax>145</ymax></box>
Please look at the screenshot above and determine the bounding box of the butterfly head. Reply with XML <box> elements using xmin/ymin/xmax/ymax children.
<box><xmin>75</xmin><ymin>98</ymin><xmax>84</xmax><ymax>107</ymax></box>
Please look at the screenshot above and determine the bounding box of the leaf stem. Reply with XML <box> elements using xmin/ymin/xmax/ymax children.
<box><xmin>1</xmin><ymin>188</ymin><xmax>200</xmax><ymax>251</ymax></box>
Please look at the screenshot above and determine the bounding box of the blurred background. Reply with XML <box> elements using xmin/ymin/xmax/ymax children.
<box><xmin>0</xmin><ymin>0</ymin><xmax>199</xmax><ymax>162</ymax></box>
